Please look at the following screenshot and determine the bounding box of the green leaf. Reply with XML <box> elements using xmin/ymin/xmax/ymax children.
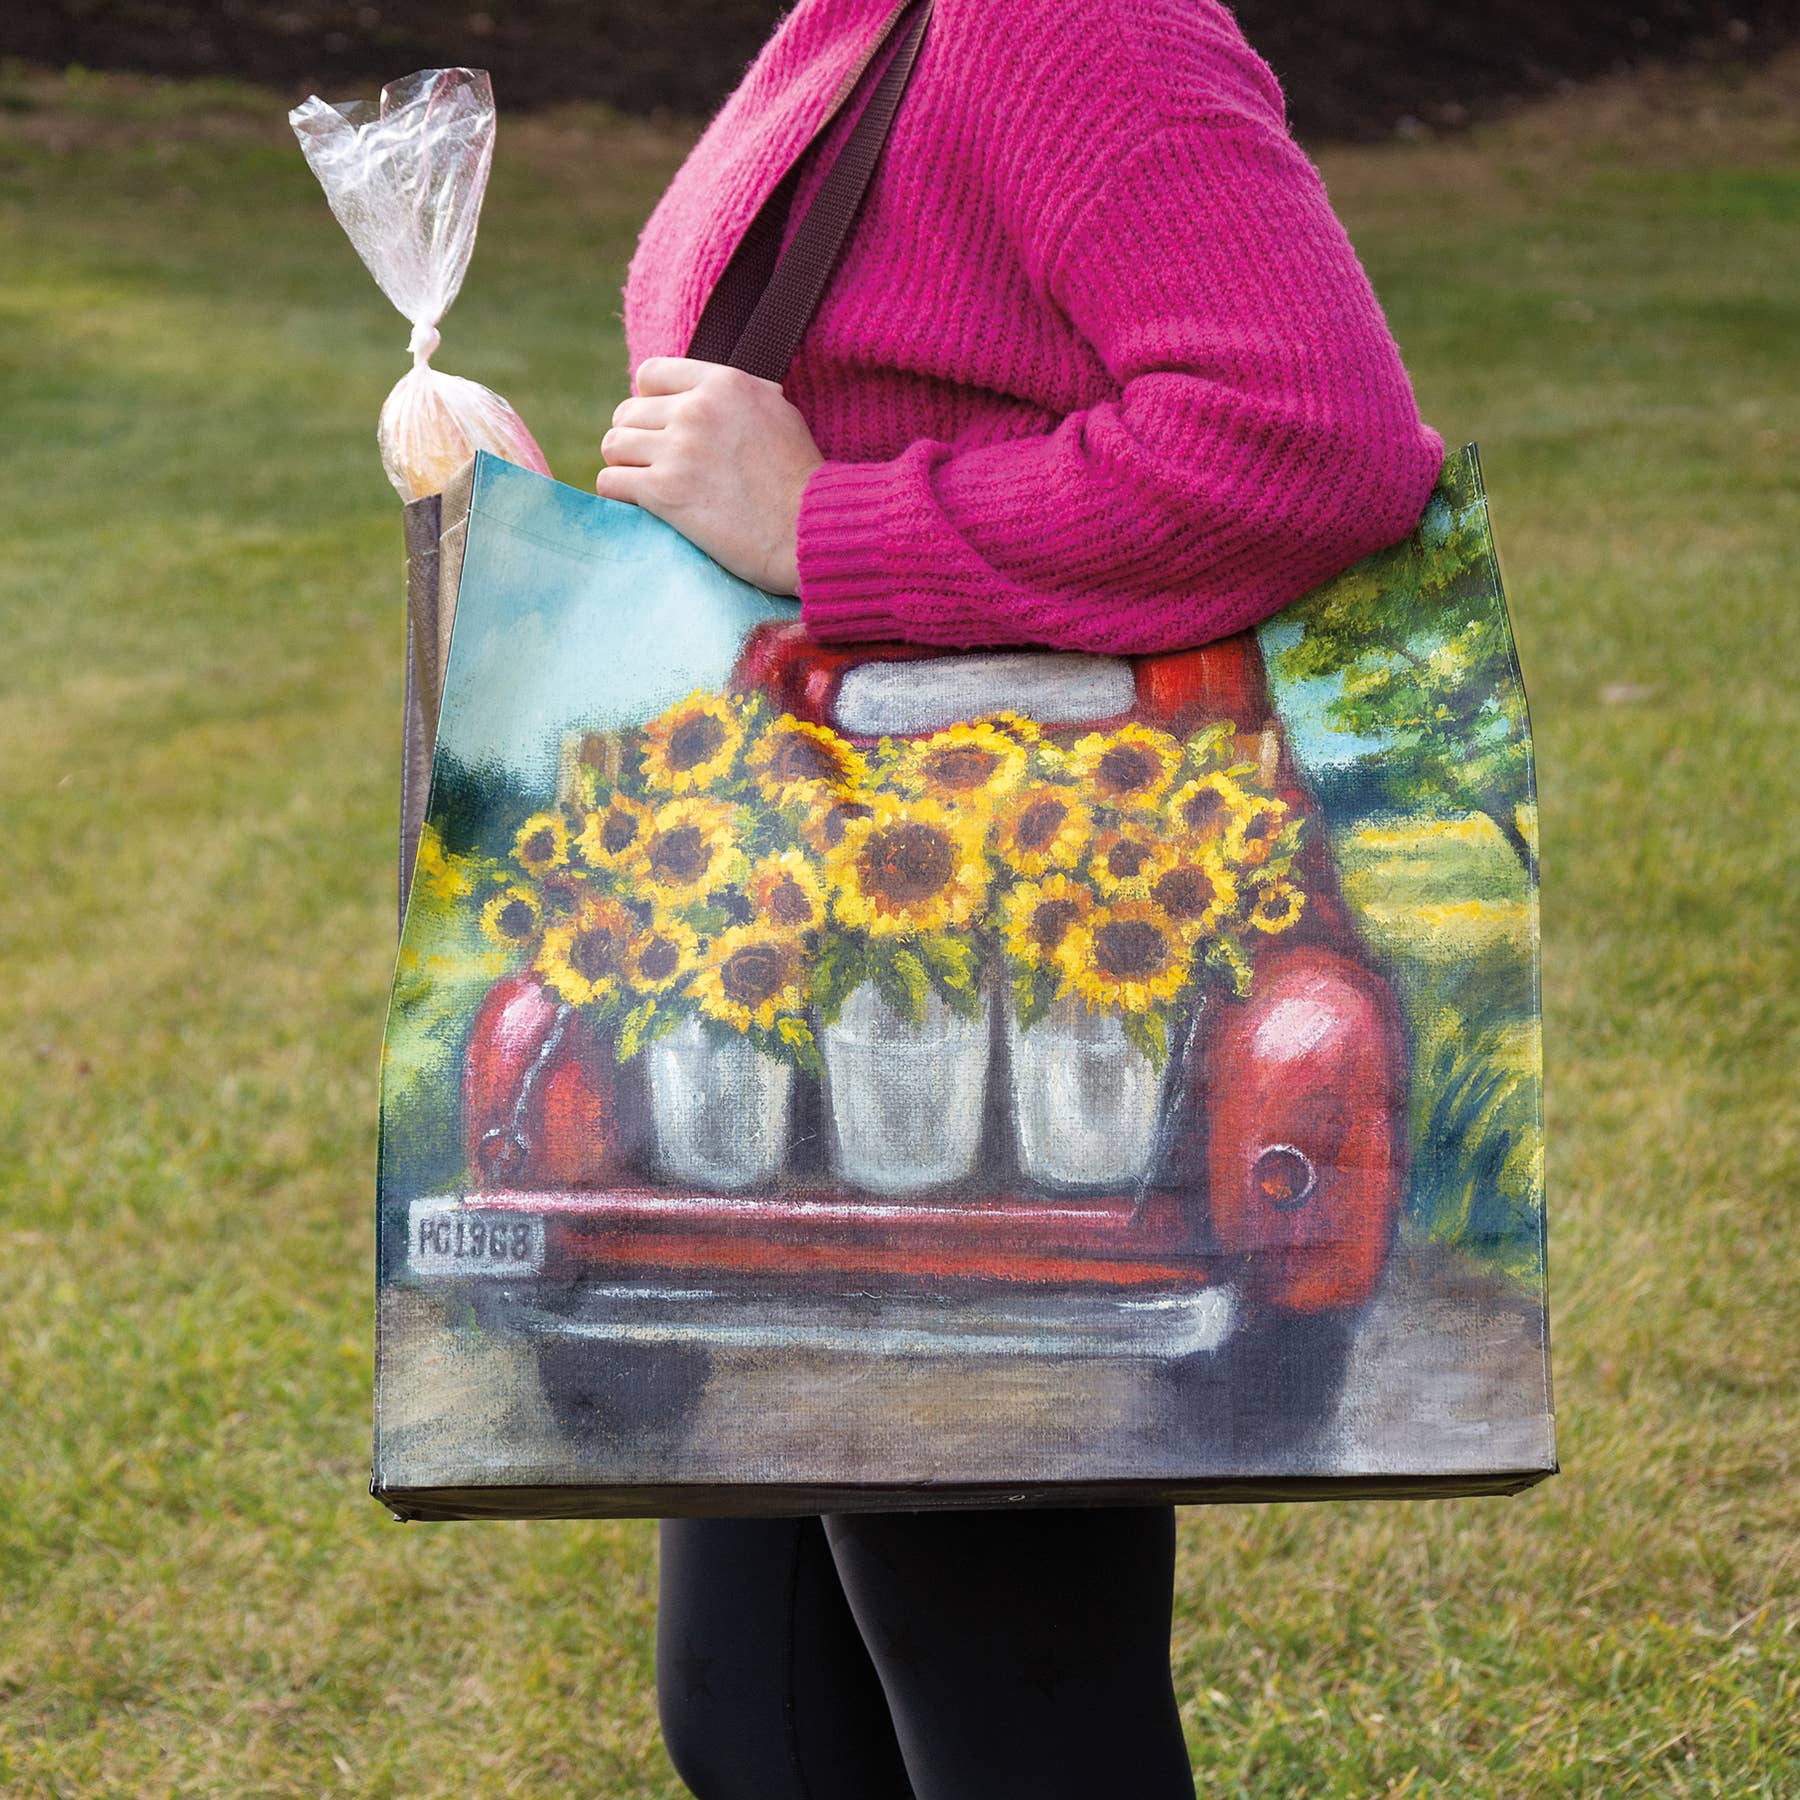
<box><xmin>775</xmin><ymin>1015</ymin><xmax>825</xmax><ymax>1078</ymax></box>
<box><xmin>884</xmin><ymin>948</ymin><xmax>932</xmax><ymax>1025</ymax></box>
<box><xmin>1011</xmin><ymin>966</ymin><xmax>1057</xmax><ymax>1031</ymax></box>
<box><xmin>1122</xmin><ymin>1009</ymin><xmax>1169</xmax><ymax>1072</ymax></box>
<box><xmin>614</xmin><ymin>998</ymin><xmax>657</xmax><ymax>1062</ymax></box>
<box><xmin>919</xmin><ymin>932</ymin><xmax>977</xmax><ymax>993</ymax></box>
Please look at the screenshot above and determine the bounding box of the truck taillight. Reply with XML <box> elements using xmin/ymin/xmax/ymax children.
<box><xmin>1254</xmin><ymin>1145</ymin><xmax>1316</xmax><ymax>1212</ymax></box>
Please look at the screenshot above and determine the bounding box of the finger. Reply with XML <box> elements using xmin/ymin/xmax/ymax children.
<box><xmin>610</xmin><ymin>392</ymin><xmax>680</xmax><ymax>430</ymax></box>
<box><xmin>632</xmin><ymin>355</ymin><xmax>722</xmax><ymax>397</ymax></box>
<box><xmin>599</xmin><ymin>425</ymin><xmax>663</xmax><ymax>468</ymax></box>
<box><xmin>595</xmin><ymin>462</ymin><xmax>650</xmax><ymax>504</ymax></box>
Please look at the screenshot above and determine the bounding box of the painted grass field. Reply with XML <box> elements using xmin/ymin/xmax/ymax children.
<box><xmin>2</xmin><ymin>45</ymin><xmax>1796</xmax><ymax>1799</ymax></box>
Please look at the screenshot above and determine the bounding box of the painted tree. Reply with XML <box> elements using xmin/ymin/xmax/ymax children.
<box><xmin>1269</xmin><ymin>452</ymin><xmax>1537</xmax><ymax>882</ymax></box>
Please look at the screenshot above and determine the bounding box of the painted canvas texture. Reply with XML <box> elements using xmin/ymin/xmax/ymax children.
<box><xmin>374</xmin><ymin>448</ymin><xmax>1553</xmax><ymax>1520</ymax></box>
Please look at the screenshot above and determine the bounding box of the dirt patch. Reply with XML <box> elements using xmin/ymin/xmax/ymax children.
<box><xmin>11</xmin><ymin>2</ymin><xmax>1798</xmax><ymax>144</ymax></box>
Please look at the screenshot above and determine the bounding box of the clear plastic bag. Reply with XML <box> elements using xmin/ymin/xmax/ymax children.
<box><xmin>290</xmin><ymin>67</ymin><xmax>552</xmax><ymax>502</ymax></box>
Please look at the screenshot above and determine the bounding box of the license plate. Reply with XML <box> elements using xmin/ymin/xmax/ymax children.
<box><xmin>407</xmin><ymin>1199</ymin><xmax>545</xmax><ymax>1276</ymax></box>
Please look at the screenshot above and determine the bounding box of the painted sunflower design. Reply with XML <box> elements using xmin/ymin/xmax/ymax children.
<box><xmin>635</xmin><ymin>797</ymin><xmax>744</xmax><ymax>903</ymax></box>
<box><xmin>536</xmin><ymin>893</ymin><xmax>635</xmax><ymax>1008</ymax></box>
<box><xmin>1064</xmin><ymin>724</ymin><xmax>1183</xmax><ymax>812</ymax></box>
<box><xmin>1247</xmin><ymin>880</ymin><xmax>1306</xmax><ymax>936</ymax></box>
<box><xmin>746</xmin><ymin>849</ymin><xmax>827</xmax><ymax>934</ymax></box>
<box><xmin>1148</xmin><ymin>851</ymin><xmax>1237</xmax><ymax>939</ymax></box>
<box><xmin>1001</xmin><ymin>873</ymin><xmax>1094</xmax><ymax>974</ymax></box>
<box><xmin>576</xmin><ymin>792</ymin><xmax>652</xmax><ymax>872</ymax></box>
<box><xmin>691</xmin><ymin>924</ymin><xmax>808</xmax><ymax>1032</ymax></box>
<box><xmin>1225</xmin><ymin>795</ymin><xmax>1291</xmax><ymax>869</ymax></box>
<box><xmin>512</xmin><ymin>811</ymin><xmax>571</xmax><ymax>879</ymax></box>
<box><xmin>1056</xmin><ymin>900</ymin><xmax>1192</xmax><ymax>1014</ymax></box>
<box><xmin>1087</xmin><ymin>823</ymin><xmax>1178</xmax><ymax>900</ymax></box>
<box><xmin>638</xmin><ymin>691</ymin><xmax>747</xmax><ymax>794</ymax></box>
<box><xmin>980</xmin><ymin>709</ymin><xmax>1044</xmax><ymax>747</ymax></box>
<box><xmin>623</xmin><ymin>911</ymin><xmax>700</xmax><ymax>994</ymax></box>
<box><xmin>991</xmin><ymin>784</ymin><xmax>1092</xmax><ymax>877</ymax></box>
<box><xmin>827</xmin><ymin>795</ymin><xmax>991</xmax><ymax>938</ymax></box>
<box><xmin>749</xmin><ymin>715</ymin><xmax>869</xmax><ymax>809</ymax></box>
<box><xmin>480</xmin><ymin>884</ymin><xmax>544</xmax><ymax>950</ymax></box>
<box><xmin>1166</xmin><ymin>771</ymin><xmax>1251</xmax><ymax>843</ymax></box>
<box><xmin>798</xmin><ymin>793</ymin><xmax>878</xmax><ymax>857</ymax></box>
<box><xmin>892</xmin><ymin>720</ymin><xmax>1028</xmax><ymax>806</ymax></box>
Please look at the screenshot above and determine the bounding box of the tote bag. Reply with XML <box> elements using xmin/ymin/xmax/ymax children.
<box><xmin>375</xmin><ymin>0</ymin><xmax>1553</xmax><ymax>1519</ymax></box>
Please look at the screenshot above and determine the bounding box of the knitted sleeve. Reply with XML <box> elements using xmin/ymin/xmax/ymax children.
<box><xmin>795</xmin><ymin>112</ymin><xmax>1445</xmax><ymax>653</ymax></box>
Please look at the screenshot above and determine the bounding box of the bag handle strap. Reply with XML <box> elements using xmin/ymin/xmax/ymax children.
<box><xmin>686</xmin><ymin>0</ymin><xmax>933</xmax><ymax>383</ymax></box>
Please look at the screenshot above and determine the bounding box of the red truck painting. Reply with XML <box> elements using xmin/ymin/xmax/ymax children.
<box><xmin>419</xmin><ymin>621</ymin><xmax>1409</xmax><ymax>1452</ymax></box>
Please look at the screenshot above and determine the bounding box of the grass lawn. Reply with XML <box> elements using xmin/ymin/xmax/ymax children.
<box><xmin>2</xmin><ymin>47</ymin><xmax>1796</xmax><ymax>1799</ymax></box>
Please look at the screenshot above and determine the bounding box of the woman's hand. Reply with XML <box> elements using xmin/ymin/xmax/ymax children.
<box><xmin>596</xmin><ymin>357</ymin><xmax>824</xmax><ymax>595</ymax></box>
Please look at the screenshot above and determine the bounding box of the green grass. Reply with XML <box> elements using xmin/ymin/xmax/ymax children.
<box><xmin>2</xmin><ymin>51</ymin><xmax>1796</xmax><ymax>1797</ymax></box>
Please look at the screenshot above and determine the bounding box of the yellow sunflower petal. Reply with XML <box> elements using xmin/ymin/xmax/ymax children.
<box><xmin>639</xmin><ymin>691</ymin><xmax>747</xmax><ymax>795</ymax></box>
<box><xmin>690</xmin><ymin>923</ymin><xmax>808</xmax><ymax>1032</ymax></box>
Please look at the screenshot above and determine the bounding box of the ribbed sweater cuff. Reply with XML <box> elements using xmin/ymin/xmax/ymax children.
<box><xmin>795</xmin><ymin>457</ymin><xmax>912</xmax><ymax>642</ymax></box>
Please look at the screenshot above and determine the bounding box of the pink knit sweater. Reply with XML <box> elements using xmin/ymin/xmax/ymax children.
<box><xmin>622</xmin><ymin>0</ymin><xmax>1444</xmax><ymax>653</ymax></box>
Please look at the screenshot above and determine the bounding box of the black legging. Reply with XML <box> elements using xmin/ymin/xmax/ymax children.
<box><xmin>655</xmin><ymin>1506</ymin><xmax>1197</xmax><ymax>1800</ymax></box>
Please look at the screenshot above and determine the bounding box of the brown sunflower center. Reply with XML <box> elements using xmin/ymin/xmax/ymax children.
<box><xmin>1094</xmin><ymin>918</ymin><xmax>1170</xmax><ymax>981</ymax></box>
<box><xmin>771</xmin><ymin>732</ymin><xmax>845</xmax><ymax>784</ymax></box>
<box><xmin>722</xmin><ymin>942</ymin><xmax>794</xmax><ymax>1009</ymax></box>
<box><xmin>861</xmin><ymin>823</ymin><xmax>955</xmax><ymax>905</ymax></box>
<box><xmin>651</xmin><ymin>825</ymin><xmax>711</xmax><ymax>884</ymax></box>
<box><xmin>569</xmin><ymin>925</ymin><xmax>624</xmax><ymax>983</ymax></box>
<box><xmin>1030</xmin><ymin>898</ymin><xmax>1081</xmax><ymax>949</ymax></box>
<box><xmin>1096</xmin><ymin>745</ymin><xmax>1159</xmax><ymax>796</ymax></box>
<box><xmin>1104</xmin><ymin>838</ymin><xmax>1151</xmax><ymax>880</ymax></box>
<box><xmin>667</xmin><ymin>713</ymin><xmax>728</xmax><ymax>771</ymax></box>
<box><xmin>765</xmin><ymin>875</ymin><xmax>814</xmax><ymax>926</ymax></box>
<box><xmin>638</xmin><ymin>935</ymin><xmax>681</xmax><ymax>983</ymax></box>
<box><xmin>521</xmin><ymin>828</ymin><xmax>558</xmax><ymax>865</ymax></box>
<box><xmin>497</xmin><ymin>899</ymin><xmax>537</xmax><ymax>940</ymax></box>
<box><xmin>1180</xmin><ymin>788</ymin><xmax>1227</xmax><ymax>833</ymax></box>
<box><xmin>1015</xmin><ymin>798</ymin><xmax>1068</xmax><ymax>852</ymax></box>
<box><xmin>923</xmin><ymin>746</ymin><xmax>1001</xmax><ymax>791</ymax></box>
<box><xmin>1243</xmin><ymin>809</ymin><xmax>1282</xmax><ymax>845</ymax></box>
<box><xmin>600</xmin><ymin>809</ymin><xmax>640</xmax><ymax>855</ymax></box>
<box><xmin>1152</xmin><ymin>866</ymin><xmax>1215</xmax><ymax>920</ymax></box>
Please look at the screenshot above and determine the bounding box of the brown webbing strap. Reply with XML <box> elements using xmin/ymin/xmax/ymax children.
<box><xmin>686</xmin><ymin>0</ymin><xmax>933</xmax><ymax>383</ymax></box>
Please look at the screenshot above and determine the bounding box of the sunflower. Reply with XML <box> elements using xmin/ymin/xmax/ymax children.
<box><xmin>827</xmin><ymin>795</ymin><xmax>991</xmax><ymax>938</ymax></box>
<box><xmin>1166</xmin><ymin>771</ymin><xmax>1251</xmax><ymax>843</ymax></box>
<box><xmin>414</xmin><ymin>823</ymin><xmax>473</xmax><ymax>903</ymax></box>
<box><xmin>639</xmin><ymin>691</ymin><xmax>746</xmax><ymax>794</ymax></box>
<box><xmin>1148</xmin><ymin>851</ymin><xmax>1236</xmax><ymax>939</ymax></box>
<box><xmin>1247</xmin><ymin>880</ymin><xmax>1306</xmax><ymax>936</ymax></box>
<box><xmin>978</xmin><ymin>709</ymin><xmax>1044</xmax><ymax>746</ymax></box>
<box><xmin>892</xmin><ymin>720</ymin><xmax>1028</xmax><ymax>806</ymax></box>
<box><xmin>1056</xmin><ymin>900</ymin><xmax>1192</xmax><ymax>1014</ymax></box>
<box><xmin>623</xmin><ymin>911</ymin><xmax>700</xmax><ymax>995</ymax></box>
<box><xmin>1064</xmin><ymin>724</ymin><xmax>1183</xmax><ymax>811</ymax></box>
<box><xmin>512</xmin><ymin>811</ymin><xmax>571</xmax><ymax>878</ymax></box>
<box><xmin>1224</xmin><ymin>795</ymin><xmax>1291</xmax><ymax>869</ymax></box>
<box><xmin>576</xmin><ymin>792</ymin><xmax>652</xmax><ymax>871</ymax></box>
<box><xmin>1087</xmin><ymin>823</ymin><xmax>1178</xmax><ymax>900</ymax></box>
<box><xmin>748</xmin><ymin>715</ymin><xmax>869</xmax><ymax>809</ymax></box>
<box><xmin>1001</xmin><ymin>873</ymin><xmax>1094</xmax><ymax>972</ymax></box>
<box><xmin>797</xmin><ymin>793</ymin><xmax>877</xmax><ymax>856</ymax></box>
<box><xmin>634</xmin><ymin>797</ymin><xmax>744</xmax><ymax>903</ymax></box>
<box><xmin>991</xmin><ymin>784</ymin><xmax>1091</xmax><ymax>877</ymax></box>
<box><xmin>690</xmin><ymin>923</ymin><xmax>808</xmax><ymax>1032</ymax></box>
<box><xmin>480</xmin><ymin>884</ymin><xmax>544</xmax><ymax>950</ymax></box>
<box><xmin>746</xmin><ymin>849</ymin><xmax>827</xmax><ymax>933</ymax></box>
<box><xmin>536</xmin><ymin>893</ymin><xmax>635</xmax><ymax>1007</ymax></box>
